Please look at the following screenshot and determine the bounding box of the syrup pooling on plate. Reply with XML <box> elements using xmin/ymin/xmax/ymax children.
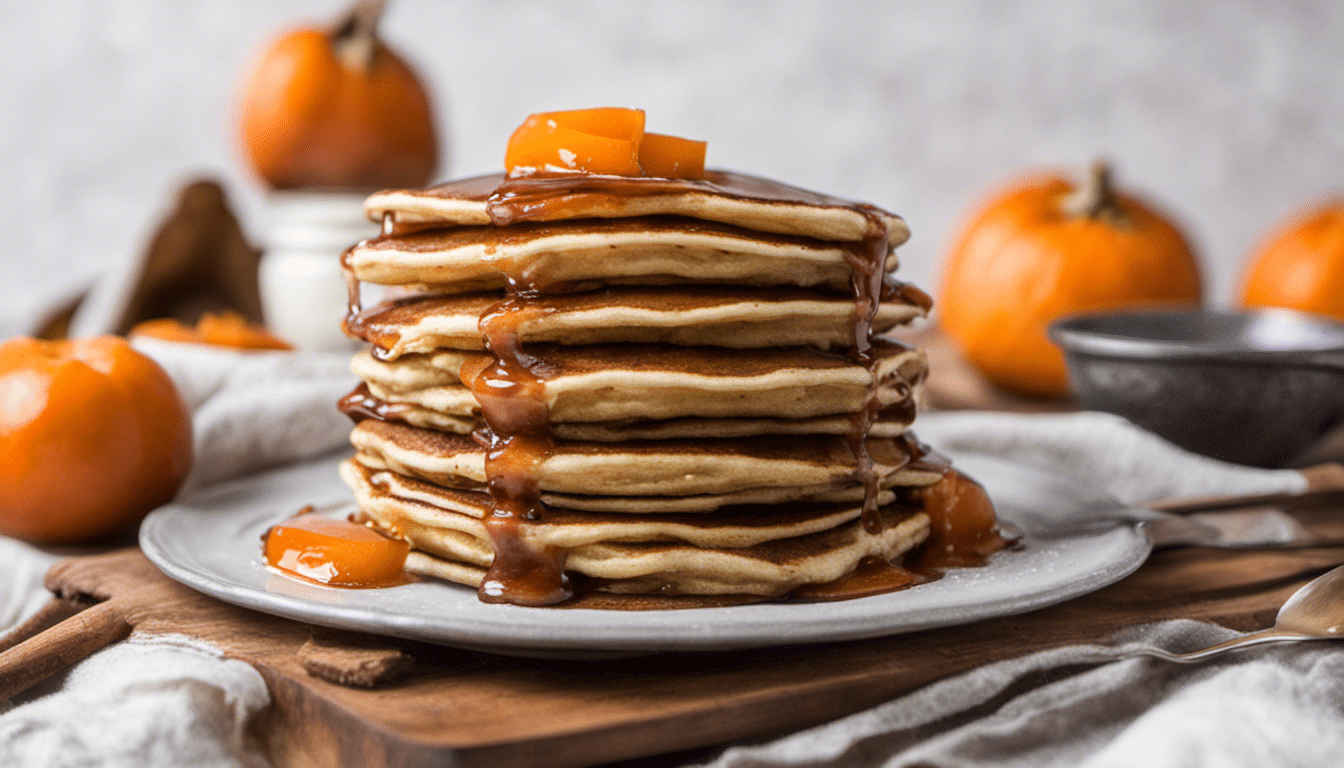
<box><xmin>905</xmin><ymin>466</ymin><xmax>1012</xmax><ymax>571</ymax></box>
<box><xmin>264</xmin><ymin>508</ymin><xmax>411</xmax><ymax>588</ymax></box>
<box><xmin>796</xmin><ymin>455</ymin><xmax>1012</xmax><ymax>600</ymax></box>
<box><xmin>841</xmin><ymin>209</ymin><xmax>893</xmax><ymax>535</ymax></box>
<box><xmin>790</xmin><ymin>555</ymin><xmax>930</xmax><ymax>602</ymax></box>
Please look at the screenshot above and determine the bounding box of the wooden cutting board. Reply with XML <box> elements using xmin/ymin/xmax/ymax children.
<box><xmin>2</xmin><ymin>493</ymin><xmax>1343</xmax><ymax>768</ymax></box>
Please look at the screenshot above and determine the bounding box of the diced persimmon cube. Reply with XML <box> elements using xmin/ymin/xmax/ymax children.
<box><xmin>265</xmin><ymin>515</ymin><xmax>409</xmax><ymax>588</ymax></box>
<box><xmin>639</xmin><ymin>132</ymin><xmax>706</xmax><ymax>179</ymax></box>
<box><xmin>505</xmin><ymin>108</ymin><xmax>646</xmax><ymax>176</ymax></box>
<box><xmin>506</xmin><ymin>123</ymin><xmax>640</xmax><ymax>176</ymax></box>
<box><xmin>544</xmin><ymin>107</ymin><xmax>645</xmax><ymax>141</ymax></box>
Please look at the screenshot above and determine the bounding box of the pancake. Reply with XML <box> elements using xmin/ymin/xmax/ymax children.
<box><xmin>364</xmin><ymin>171</ymin><xmax>910</xmax><ymax>246</ymax></box>
<box><xmin>538</xmin><ymin>482</ymin><xmax>902</xmax><ymax>514</ymax></box>
<box><xmin>344</xmin><ymin>393</ymin><xmax>918</xmax><ymax>442</ymax></box>
<box><xmin>351</xmin><ymin>341</ymin><xmax>922</xmax><ymax>394</ymax></box>
<box><xmin>345</xmin><ymin>460</ymin><xmax>930</xmax><ymax>597</ymax></box>
<box><xmin>353</xmin><ymin>447</ymin><xmax>907</xmax><ymax>513</ymax></box>
<box><xmin>349</xmin><ymin>419</ymin><xmax>942</xmax><ymax>499</ymax></box>
<box><xmin>350</xmin><ymin>286</ymin><xmax>925</xmax><ymax>359</ymax></box>
<box><xmin>349</xmin><ymin>341</ymin><xmax>927</xmax><ymax>426</ymax></box>
<box><xmin>347</xmin><ymin>460</ymin><xmax>890</xmax><ymax>549</ymax></box>
<box><xmin>348</xmin><ymin>216</ymin><xmax>898</xmax><ymax>293</ymax></box>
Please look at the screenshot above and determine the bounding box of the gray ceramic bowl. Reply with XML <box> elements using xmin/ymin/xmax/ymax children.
<box><xmin>1049</xmin><ymin>308</ymin><xmax>1344</xmax><ymax>467</ymax></box>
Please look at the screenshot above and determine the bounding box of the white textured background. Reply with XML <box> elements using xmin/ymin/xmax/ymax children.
<box><xmin>1</xmin><ymin>0</ymin><xmax>1341</xmax><ymax>320</ymax></box>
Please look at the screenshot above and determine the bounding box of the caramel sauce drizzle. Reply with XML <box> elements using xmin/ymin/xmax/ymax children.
<box><xmin>339</xmin><ymin>212</ymin><xmax>398</xmax><ymax>339</ymax></box>
<box><xmin>482</xmin><ymin>171</ymin><xmax>874</xmax><ymax>227</ymax></box>
<box><xmin>341</xmin><ymin>247</ymin><xmax>364</xmax><ymax>338</ymax></box>
<box><xmin>343</xmin><ymin>212</ymin><xmax>575</xmax><ymax>606</ymax></box>
<box><xmin>338</xmin><ymin>383</ymin><xmax>413</xmax><ymax>424</ymax></box>
<box><xmin>462</xmin><ymin>286</ymin><xmax>569</xmax><ymax>605</ymax></box>
<box><xmin>840</xmin><ymin>207</ymin><xmax>893</xmax><ymax>535</ymax></box>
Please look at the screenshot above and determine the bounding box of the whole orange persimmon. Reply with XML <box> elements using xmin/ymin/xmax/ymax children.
<box><xmin>1240</xmin><ymin>202</ymin><xmax>1344</xmax><ymax>323</ymax></box>
<box><xmin>939</xmin><ymin>162</ymin><xmax>1202</xmax><ymax>397</ymax></box>
<box><xmin>0</xmin><ymin>337</ymin><xmax>193</xmax><ymax>544</ymax></box>
<box><xmin>239</xmin><ymin>0</ymin><xmax>439</xmax><ymax>190</ymax></box>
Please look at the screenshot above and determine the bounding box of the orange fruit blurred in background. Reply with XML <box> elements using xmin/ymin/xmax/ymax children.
<box><xmin>0</xmin><ymin>337</ymin><xmax>193</xmax><ymax>544</ymax></box>
<box><xmin>938</xmin><ymin>162</ymin><xmax>1202</xmax><ymax>398</ymax></box>
<box><xmin>131</xmin><ymin>312</ymin><xmax>293</xmax><ymax>351</ymax></box>
<box><xmin>239</xmin><ymin>0</ymin><xmax>439</xmax><ymax>190</ymax></box>
<box><xmin>1240</xmin><ymin>202</ymin><xmax>1344</xmax><ymax>323</ymax></box>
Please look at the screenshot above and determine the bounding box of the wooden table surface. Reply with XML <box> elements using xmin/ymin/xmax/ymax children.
<box><xmin>0</xmin><ymin>490</ymin><xmax>1339</xmax><ymax>768</ymax></box>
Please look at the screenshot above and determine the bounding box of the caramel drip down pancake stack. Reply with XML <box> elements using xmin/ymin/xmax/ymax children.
<box><xmin>339</xmin><ymin>171</ymin><xmax>951</xmax><ymax>606</ymax></box>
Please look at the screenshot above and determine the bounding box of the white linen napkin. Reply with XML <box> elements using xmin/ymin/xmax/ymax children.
<box><xmin>0</xmin><ymin>348</ymin><xmax>1329</xmax><ymax>768</ymax></box>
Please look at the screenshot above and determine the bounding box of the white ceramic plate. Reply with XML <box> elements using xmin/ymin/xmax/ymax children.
<box><xmin>141</xmin><ymin>451</ymin><xmax>1150</xmax><ymax>656</ymax></box>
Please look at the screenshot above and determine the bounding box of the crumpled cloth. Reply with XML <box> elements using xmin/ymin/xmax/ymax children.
<box><xmin>915</xmin><ymin>410</ymin><xmax>1306</xmax><ymax>505</ymax></box>
<box><xmin>693</xmin><ymin>621</ymin><xmax>1344</xmax><ymax>768</ymax></box>
<box><xmin>0</xmin><ymin>348</ymin><xmax>1331</xmax><ymax>768</ymax></box>
<box><xmin>687</xmin><ymin>413</ymin><xmax>1330</xmax><ymax>768</ymax></box>
<box><xmin>131</xmin><ymin>338</ymin><xmax>355</xmax><ymax>493</ymax></box>
<box><xmin>0</xmin><ymin>634</ymin><xmax>270</xmax><ymax>768</ymax></box>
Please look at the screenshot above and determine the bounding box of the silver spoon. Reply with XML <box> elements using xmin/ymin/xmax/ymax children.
<box><xmin>1133</xmin><ymin>563</ymin><xmax>1344</xmax><ymax>663</ymax></box>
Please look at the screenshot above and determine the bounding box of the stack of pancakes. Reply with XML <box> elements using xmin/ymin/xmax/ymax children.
<box><xmin>338</xmin><ymin>171</ymin><xmax>950</xmax><ymax>605</ymax></box>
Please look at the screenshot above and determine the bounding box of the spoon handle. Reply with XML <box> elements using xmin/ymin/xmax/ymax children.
<box><xmin>1152</xmin><ymin>463</ymin><xmax>1344</xmax><ymax>515</ymax></box>
<box><xmin>1302</xmin><ymin>464</ymin><xmax>1344</xmax><ymax>493</ymax></box>
<box><xmin>1139</xmin><ymin>628</ymin><xmax>1308</xmax><ymax>664</ymax></box>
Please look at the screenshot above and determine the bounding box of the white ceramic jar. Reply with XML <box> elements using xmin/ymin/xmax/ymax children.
<box><xmin>260</xmin><ymin>191</ymin><xmax>380</xmax><ymax>352</ymax></box>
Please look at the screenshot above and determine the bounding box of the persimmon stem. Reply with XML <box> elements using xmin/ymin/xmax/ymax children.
<box><xmin>333</xmin><ymin>0</ymin><xmax>386</xmax><ymax>69</ymax></box>
<box><xmin>1065</xmin><ymin>159</ymin><xmax>1121</xmax><ymax>221</ymax></box>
